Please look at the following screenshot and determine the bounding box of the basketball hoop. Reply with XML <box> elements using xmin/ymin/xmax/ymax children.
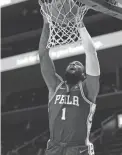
<box><xmin>39</xmin><ymin>0</ymin><xmax>89</xmax><ymax>48</ymax></box>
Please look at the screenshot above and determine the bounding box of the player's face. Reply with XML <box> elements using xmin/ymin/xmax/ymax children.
<box><xmin>65</xmin><ymin>61</ymin><xmax>85</xmax><ymax>85</ymax></box>
<box><xmin>66</xmin><ymin>61</ymin><xmax>84</xmax><ymax>74</ymax></box>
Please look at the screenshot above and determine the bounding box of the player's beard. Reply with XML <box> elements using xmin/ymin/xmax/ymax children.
<box><xmin>64</xmin><ymin>71</ymin><xmax>82</xmax><ymax>85</ymax></box>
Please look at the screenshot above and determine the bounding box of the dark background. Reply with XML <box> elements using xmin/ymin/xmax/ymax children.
<box><xmin>1</xmin><ymin>0</ymin><xmax>122</xmax><ymax>155</ymax></box>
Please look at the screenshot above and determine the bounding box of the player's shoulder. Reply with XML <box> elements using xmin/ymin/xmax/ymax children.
<box><xmin>49</xmin><ymin>80</ymin><xmax>64</xmax><ymax>102</ymax></box>
<box><xmin>81</xmin><ymin>75</ymin><xmax>100</xmax><ymax>103</ymax></box>
<box><xmin>81</xmin><ymin>80</ymin><xmax>88</xmax><ymax>97</ymax></box>
<box><xmin>84</xmin><ymin>74</ymin><xmax>100</xmax><ymax>90</ymax></box>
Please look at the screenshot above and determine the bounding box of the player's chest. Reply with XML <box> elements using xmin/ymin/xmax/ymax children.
<box><xmin>53</xmin><ymin>88</ymin><xmax>81</xmax><ymax>107</ymax></box>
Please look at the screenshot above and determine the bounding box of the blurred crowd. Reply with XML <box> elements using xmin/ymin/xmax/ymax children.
<box><xmin>2</xmin><ymin>70</ymin><xmax>122</xmax><ymax>113</ymax></box>
<box><xmin>1</xmin><ymin>87</ymin><xmax>48</xmax><ymax>112</ymax></box>
<box><xmin>1</xmin><ymin>120</ymin><xmax>49</xmax><ymax>155</ymax></box>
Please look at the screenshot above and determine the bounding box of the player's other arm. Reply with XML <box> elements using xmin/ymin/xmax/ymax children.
<box><xmin>39</xmin><ymin>20</ymin><xmax>62</xmax><ymax>98</ymax></box>
<box><xmin>79</xmin><ymin>24</ymin><xmax>100</xmax><ymax>103</ymax></box>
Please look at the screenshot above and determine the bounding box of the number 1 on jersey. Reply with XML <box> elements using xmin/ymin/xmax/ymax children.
<box><xmin>61</xmin><ymin>108</ymin><xmax>66</xmax><ymax>120</ymax></box>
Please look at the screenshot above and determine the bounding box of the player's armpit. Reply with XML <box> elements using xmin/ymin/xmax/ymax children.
<box><xmin>84</xmin><ymin>74</ymin><xmax>100</xmax><ymax>103</ymax></box>
<box><xmin>40</xmin><ymin>51</ymin><xmax>63</xmax><ymax>92</ymax></box>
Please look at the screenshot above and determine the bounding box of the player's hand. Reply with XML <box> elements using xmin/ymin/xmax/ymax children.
<box><xmin>39</xmin><ymin>0</ymin><xmax>49</xmax><ymax>24</ymax></box>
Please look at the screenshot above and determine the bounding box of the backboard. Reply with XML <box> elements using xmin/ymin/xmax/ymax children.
<box><xmin>77</xmin><ymin>0</ymin><xmax>122</xmax><ymax>20</ymax></box>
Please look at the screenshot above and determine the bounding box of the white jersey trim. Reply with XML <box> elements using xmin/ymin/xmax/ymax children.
<box><xmin>86</xmin><ymin>103</ymin><xmax>96</xmax><ymax>155</ymax></box>
<box><xmin>55</xmin><ymin>73</ymin><xmax>63</xmax><ymax>82</ymax></box>
<box><xmin>49</xmin><ymin>81</ymin><xmax>64</xmax><ymax>103</ymax></box>
<box><xmin>79</xmin><ymin>81</ymin><xmax>94</xmax><ymax>105</ymax></box>
<box><xmin>79</xmin><ymin>81</ymin><xmax>96</xmax><ymax>155</ymax></box>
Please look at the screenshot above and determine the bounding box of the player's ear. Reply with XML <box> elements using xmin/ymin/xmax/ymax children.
<box><xmin>82</xmin><ymin>72</ymin><xmax>86</xmax><ymax>80</ymax></box>
<box><xmin>82</xmin><ymin>73</ymin><xmax>85</xmax><ymax>77</ymax></box>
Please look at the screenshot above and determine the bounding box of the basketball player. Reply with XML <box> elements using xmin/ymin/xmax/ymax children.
<box><xmin>38</xmin><ymin>15</ymin><xmax>100</xmax><ymax>155</ymax></box>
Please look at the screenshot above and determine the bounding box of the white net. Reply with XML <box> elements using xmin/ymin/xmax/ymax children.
<box><xmin>39</xmin><ymin>0</ymin><xmax>89</xmax><ymax>48</ymax></box>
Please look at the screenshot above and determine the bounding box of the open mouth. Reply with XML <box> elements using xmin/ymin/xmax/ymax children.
<box><xmin>69</xmin><ymin>67</ymin><xmax>76</xmax><ymax>72</ymax></box>
<box><xmin>70</xmin><ymin>67</ymin><xmax>75</xmax><ymax>70</ymax></box>
<box><xmin>69</xmin><ymin>66</ymin><xmax>76</xmax><ymax>70</ymax></box>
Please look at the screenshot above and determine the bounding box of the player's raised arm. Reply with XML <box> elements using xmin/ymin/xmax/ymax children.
<box><xmin>79</xmin><ymin>24</ymin><xmax>100</xmax><ymax>103</ymax></box>
<box><xmin>39</xmin><ymin>17</ymin><xmax>62</xmax><ymax>96</ymax></box>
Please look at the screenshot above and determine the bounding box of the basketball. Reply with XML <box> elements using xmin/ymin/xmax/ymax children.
<box><xmin>41</xmin><ymin>0</ymin><xmax>79</xmax><ymax>24</ymax></box>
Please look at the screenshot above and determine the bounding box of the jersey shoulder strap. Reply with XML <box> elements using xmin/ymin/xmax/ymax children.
<box><xmin>49</xmin><ymin>81</ymin><xmax>64</xmax><ymax>103</ymax></box>
<box><xmin>79</xmin><ymin>81</ymin><xmax>95</xmax><ymax>105</ymax></box>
